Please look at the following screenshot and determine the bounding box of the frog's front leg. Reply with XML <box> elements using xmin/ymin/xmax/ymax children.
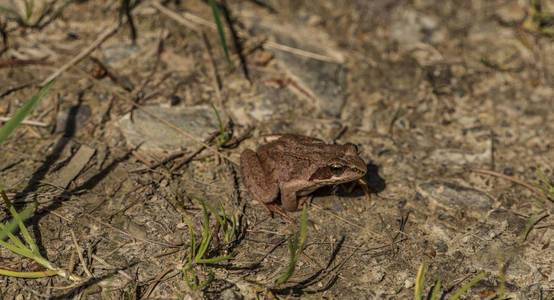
<box><xmin>280</xmin><ymin>180</ymin><xmax>312</xmax><ymax>211</ymax></box>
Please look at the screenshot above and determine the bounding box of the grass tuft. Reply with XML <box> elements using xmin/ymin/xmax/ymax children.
<box><xmin>208</xmin><ymin>0</ymin><xmax>232</xmax><ymax>68</ymax></box>
<box><xmin>211</xmin><ymin>103</ymin><xmax>230</xmax><ymax>147</ymax></box>
<box><xmin>182</xmin><ymin>195</ymin><xmax>237</xmax><ymax>290</ymax></box>
<box><xmin>275</xmin><ymin>204</ymin><xmax>308</xmax><ymax>285</ymax></box>
<box><xmin>414</xmin><ymin>262</ymin><xmax>484</xmax><ymax>300</ymax></box>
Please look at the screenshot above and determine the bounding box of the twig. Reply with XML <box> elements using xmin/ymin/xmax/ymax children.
<box><xmin>83</xmin><ymin>213</ymin><xmax>181</xmax><ymax>248</ymax></box>
<box><xmin>0</xmin><ymin>117</ymin><xmax>48</xmax><ymax>127</ymax></box>
<box><xmin>0</xmin><ymin>59</ymin><xmax>53</xmax><ymax>68</ymax></box>
<box><xmin>71</xmin><ymin>66</ymin><xmax>239</xmax><ymax>165</ymax></box>
<box><xmin>39</xmin><ymin>0</ymin><xmax>147</xmax><ymax>87</ymax></box>
<box><xmin>152</xmin><ymin>1</ymin><xmax>341</xmax><ymax>63</ymax></box>
<box><xmin>142</xmin><ymin>266</ymin><xmax>175</xmax><ymax>299</ymax></box>
<box><xmin>70</xmin><ymin>229</ymin><xmax>93</xmax><ymax>278</ymax></box>
<box><xmin>311</xmin><ymin>203</ymin><xmax>387</xmax><ymax>240</ymax></box>
<box><xmin>151</xmin><ymin>1</ymin><xmax>201</xmax><ymax>32</ymax></box>
<box><xmin>471</xmin><ymin>168</ymin><xmax>548</xmax><ymax>201</ymax></box>
<box><xmin>265</xmin><ymin>41</ymin><xmax>342</xmax><ymax>63</ymax></box>
<box><xmin>91</xmin><ymin>254</ymin><xmax>132</xmax><ymax>280</ymax></box>
<box><xmin>0</xmin><ymin>82</ymin><xmax>33</xmax><ymax>98</ymax></box>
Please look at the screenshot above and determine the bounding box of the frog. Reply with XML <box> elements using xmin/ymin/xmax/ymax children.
<box><xmin>240</xmin><ymin>134</ymin><xmax>367</xmax><ymax>217</ymax></box>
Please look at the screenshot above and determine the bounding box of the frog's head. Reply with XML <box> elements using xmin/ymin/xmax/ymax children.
<box><xmin>309</xmin><ymin>143</ymin><xmax>367</xmax><ymax>184</ymax></box>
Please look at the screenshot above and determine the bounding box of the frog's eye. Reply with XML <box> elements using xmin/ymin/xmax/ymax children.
<box><xmin>330</xmin><ymin>163</ymin><xmax>343</xmax><ymax>169</ymax></box>
<box><xmin>329</xmin><ymin>163</ymin><xmax>345</xmax><ymax>174</ymax></box>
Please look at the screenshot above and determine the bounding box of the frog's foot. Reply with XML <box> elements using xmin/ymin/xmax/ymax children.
<box><xmin>262</xmin><ymin>202</ymin><xmax>295</xmax><ymax>222</ymax></box>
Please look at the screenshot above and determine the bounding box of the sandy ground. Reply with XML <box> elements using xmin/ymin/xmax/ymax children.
<box><xmin>0</xmin><ymin>0</ymin><xmax>552</xmax><ymax>299</ymax></box>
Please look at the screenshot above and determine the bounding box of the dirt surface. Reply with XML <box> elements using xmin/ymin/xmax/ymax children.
<box><xmin>0</xmin><ymin>0</ymin><xmax>553</xmax><ymax>299</ymax></box>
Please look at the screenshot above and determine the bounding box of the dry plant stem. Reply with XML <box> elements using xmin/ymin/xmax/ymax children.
<box><xmin>83</xmin><ymin>213</ymin><xmax>180</xmax><ymax>248</ymax></box>
<box><xmin>40</xmin><ymin>20</ymin><xmax>123</xmax><ymax>86</ymax></box>
<box><xmin>171</xmin><ymin>131</ymin><xmax>219</xmax><ymax>171</ymax></box>
<box><xmin>91</xmin><ymin>254</ymin><xmax>132</xmax><ymax>280</ymax></box>
<box><xmin>129</xmin><ymin>149</ymin><xmax>188</xmax><ymax>172</ymax></box>
<box><xmin>311</xmin><ymin>203</ymin><xmax>388</xmax><ymax>241</ymax></box>
<box><xmin>152</xmin><ymin>1</ymin><xmax>340</xmax><ymax>64</ymax></box>
<box><xmin>471</xmin><ymin>168</ymin><xmax>548</xmax><ymax>201</ymax></box>
<box><xmin>70</xmin><ymin>229</ymin><xmax>93</xmax><ymax>278</ymax></box>
<box><xmin>131</xmin><ymin>150</ymin><xmax>155</xmax><ymax>168</ymax></box>
<box><xmin>0</xmin><ymin>59</ymin><xmax>52</xmax><ymax>67</ymax></box>
<box><xmin>151</xmin><ymin>1</ymin><xmax>201</xmax><ymax>32</ymax></box>
<box><xmin>143</xmin><ymin>266</ymin><xmax>174</xmax><ymax>299</ymax></box>
<box><xmin>0</xmin><ymin>117</ymin><xmax>47</xmax><ymax>127</ymax></box>
<box><xmin>264</xmin><ymin>41</ymin><xmax>342</xmax><ymax>63</ymax></box>
<box><xmin>71</xmin><ymin>66</ymin><xmax>239</xmax><ymax>165</ymax></box>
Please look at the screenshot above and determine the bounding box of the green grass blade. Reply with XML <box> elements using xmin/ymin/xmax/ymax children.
<box><xmin>537</xmin><ymin>167</ymin><xmax>554</xmax><ymax>197</ymax></box>
<box><xmin>226</xmin><ymin>214</ymin><xmax>236</xmax><ymax>243</ymax></box>
<box><xmin>183</xmin><ymin>265</ymin><xmax>197</xmax><ymax>289</ymax></box>
<box><xmin>184</xmin><ymin>214</ymin><xmax>196</xmax><ymax>260</ymax></box>
<box><xmin>195</xmin><ymin>204</ymin><xmax>212</xmax><ymax>260</ymax></box>
<box><xmin>0</xmin><ymin>239</ymin><xmax>34</xmax><ymax>257</ymax></box>
<box><xmin>0</xmin><ymin>188</ymin><xmax>37</xmax><ymax>243</ymax></box>
<box><xmin>1</xmin><ymin>189</ymin><xmax>40</xmax><ymax>254</ymax></box>
<box><xmin>196</xmin><ymin>252</ymin><xmax>234</xmax><ymax>264</ymax></box>
<box><xmin>210</xmin><ymin>104</ymin><xmax>228</xmax><ymax>147</ymax></box>
<box><xmin>0</xmin><ymin>222</ymin><xmax>26</xmax><ymax>249</ymax></box>
<box><xmin>216</xmin><ymin>197</ymin><xmax>228</xmax><ymax>229</ymax></box>
<box><xmin>0</xmin><ymin>204</ymin><xmax>36</xmax><ymax>241</ymax></box>
<box><xmin>0</xmin><ymin>6</ymin><xmax>22</xmax><ymax>18</ymax></box>
<box><xmin>447</xmin><ymin>272</ymin><xmax>485</xmax><ymax>300</ymax></box>
<box><xmin>208</xmin><ymin>0</ymin><xmax>231</xmax><ymax>67</ymax></box>
<box><xmin>275</xmin><ymin>204</ymin><xmax>308</xmax><ymax>285</ymax></box>
<box><xmin>196</xmin><ymin>270</ymin><xmax>214</xmax><ymax>290</ymax></box>
<box><xmin>24</xmin><ymin>0</ymin><xmax>34</xmax><ymax>22</ymax></box>
<box><xmin>0</xmin><ymin>268</ymin><xmax>58</xmax><ymax>278</ymax></box>
<box><xmin>194</xmin><ymin>195</ymin><xmax>225</xmax><ymax>230</ymax></box>
<box><xmin>0</xmin><ymin>80</ymin><xmax>55</xmax><ymax>145</ymax></box>
<box><xmin>415</xmin><ymin>263</ymin><xmax>428</xmax><ymax>300</ymax></box>
<box><xmin>429</xmin><ymin>277</ymin><xmax>442</xmax><ymax>300</ymax></box>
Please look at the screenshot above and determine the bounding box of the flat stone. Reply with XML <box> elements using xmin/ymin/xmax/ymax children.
<box><xmin>118</xmin><ymin>105</ymin><xmax>225</xmax><ymax>155</ymax></box>
<box><xmin>417</xmin><ymin>181</ymin><xmax>494</xmax><ymax>216</ymax></box>
<box><xmin>101</xmin><ymin>44</ymin><xmax>140</xmax><ymax>65</ymax></box>
<box><xmin>44</xmin><ymin>144</ymin><xmax>96</xmax><ymax>189</ymax></box>
<box><xmin>429</xmin><ymin>147</ymin><xmax>491</xmax><ymax>166</ymax></box>
<box><xmin>242</xmin><ymin>12</ymin><xmax>347</xmax><ymax>117</ymax></box>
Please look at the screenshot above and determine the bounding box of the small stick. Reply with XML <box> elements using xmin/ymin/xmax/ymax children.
<box><xmin>143</xmin><ymin>267</ymin><xmax>175</xmax><ymax>298</ymax></box>
<box><xmin>265</xmin><ymin>41</ymin><xmax>342</xmax><ymax>63</ymax></box>
<box><xmin>471</xmin><ymin>168</ymin><xmax>548</xmax><ymax>201</ymax></box>
<box><xmin>70</xmin><ymin>229</ymin><xmax>93</xmax><ymax>278</ymax></box>
<box><xmin>40</xmin><ymin>21</ymin><xmax>122</xmax><ymax>86</ymax></box>
<box><xmin>152</xmin><ymin>1</ymin><xmax>342</xmax><ymax>64</ymax></box>
<box><xmin>131</xmin><ymin>150</ymin><xmax>155</xmax><ymax>169</ymax></box>
<box><xmin>0</xmin><ymin>59</ymin><xmax>53</xmax><ymax>68</ymax></box>
<box><xmin>0</xmin><ymin>117</ymin><xmax>48</xmax><ymax>127</ymax></box>
<box><xmin>71</xmin><ymin>66</ymin><xmax>239</xmax><ymax>165</ymax></box>
<box><xmin>91</xmin><ymin>254</ymin><xmax>132</xmax><ymax>280</ymax></box>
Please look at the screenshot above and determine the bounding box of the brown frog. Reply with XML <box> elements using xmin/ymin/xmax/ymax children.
<box><xmin>240</xmin><ymin>134</ymin><xmax>367</xmax><ymax>216</ymax></box>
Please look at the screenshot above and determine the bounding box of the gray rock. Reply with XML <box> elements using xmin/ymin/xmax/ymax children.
<box><xmin>118</xmin><ymin>105</ymin><xmax>224</xmax><ymax>155</ymax></box>
<box><xmin>429</xmin><ymin>147</ymin><xmax>491</xmax><ymax>166</ymax></box>
<box><xmin>417</xmin><ymin>181</ymin><xmax>494</xmax><ymax>216</ymax></box>
<box><xmin>519</xmin><ymin>284</ymin><xmax>543</xmax><ymax>300</ymax></box>
<box><xmin>101</xmin><ymin>44</ymin><xmax>139</xmax><ymax>65</ymax></box>
<box><xmin>243</xmin><ymin>13</ymin><xmax>347</xmax><ymax>117</ymax></box>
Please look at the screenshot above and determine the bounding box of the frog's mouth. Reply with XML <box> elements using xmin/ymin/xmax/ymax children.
<box><xmin>310</xmin><ymin>166</ymin><xmax>366</xmax><ymax>183</ymax></box>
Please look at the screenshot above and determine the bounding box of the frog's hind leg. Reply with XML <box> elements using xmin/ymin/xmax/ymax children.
<box><xmin>240</xmin><ymin>149</ymin><xmax>279</xmax><ymax>208</ymax></box>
